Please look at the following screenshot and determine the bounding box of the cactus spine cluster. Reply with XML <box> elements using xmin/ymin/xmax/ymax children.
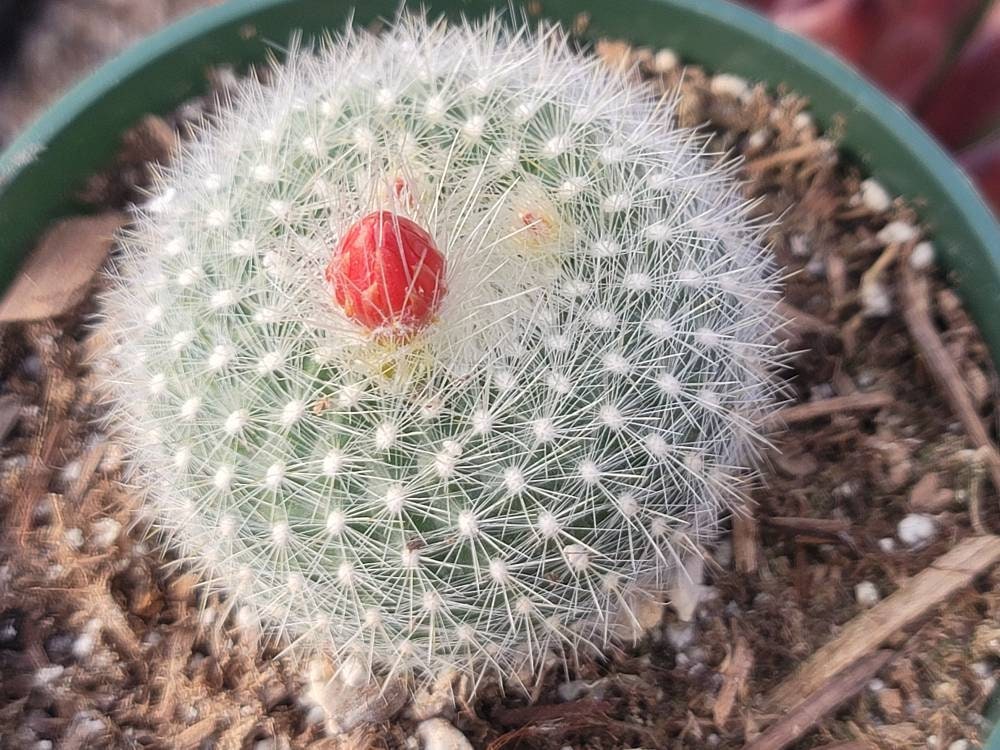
<box><xmin>100</xmin><ymin>13</ymin><xmax>782</xmax><ymax>681</ymax></box>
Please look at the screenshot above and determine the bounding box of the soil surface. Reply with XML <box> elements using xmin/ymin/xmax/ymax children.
<box><xmin>1</xmin><ymin>28</ymin><xmax>1000</xmax><ymax>750</ymax></box>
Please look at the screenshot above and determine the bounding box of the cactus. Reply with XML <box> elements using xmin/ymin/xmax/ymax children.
<box><xmin>99</xmin><ymin>13</ymin><xmax>782</xmax><ymax>682</ymax></box>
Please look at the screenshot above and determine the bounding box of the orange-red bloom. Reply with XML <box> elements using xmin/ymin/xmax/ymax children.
<box><xmin>326</xmin><ymin>211</ymin><xmax>447</xmax><ymax>339</ymax></box>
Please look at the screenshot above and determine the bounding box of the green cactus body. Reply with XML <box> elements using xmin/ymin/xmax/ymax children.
<box><xmin>101</xmin><ymin>14</ymin><xmax>782</xmax><ymax>680</ymax></box>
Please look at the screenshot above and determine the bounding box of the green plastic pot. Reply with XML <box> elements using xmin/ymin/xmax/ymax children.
<box><xmin>1</xmin><ymin>0</ymin><xmax>998</xmax><ymax>744</ymax></box>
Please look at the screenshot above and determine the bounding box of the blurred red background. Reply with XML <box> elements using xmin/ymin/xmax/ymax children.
<box><xmin>0</xmin><ymin>1</ymin><xmax>997</xmax><ymax>213</ymax></box>
<box><xmin>743</xmin><ymin>0</ymin><xmax>1000</xmax><ymax>213</ymax></box>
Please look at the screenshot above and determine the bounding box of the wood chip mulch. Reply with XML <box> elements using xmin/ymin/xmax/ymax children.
<box><xmin>1</xmin><ymin>36</ymin><xmax>999</xmax><ymax>750</ymax></box>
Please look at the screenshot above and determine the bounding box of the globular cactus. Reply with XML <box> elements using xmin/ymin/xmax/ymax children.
<box><xmin>100</xmin><ymin>13</ymin><xmax>782</xmax><ymax>682</ymax></box>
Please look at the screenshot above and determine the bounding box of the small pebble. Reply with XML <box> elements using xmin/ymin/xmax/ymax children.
<box><xmin>20</xmin><ymin>355</ymin><xmax>43</xmax><ymax>380</ymax></box>
<box><xmin>812</xmin><ymin>383</ymin><xmax>836</xmax><ymax>401</ymax></box>
<box><xmin>2</xmin><ymin>458</ymin><xmax>28</xmax><ymax>480</ymax></box>
<box><xmin>710</xmin><ymin>73</ymin><xmax>749</xmax><ymax>99</ymax></box>
<box><xmin>65</xmin><ymin>528</ymin><xmax>84</xmax><ymax>549</ymax></box>
<box><xmin>948</xmin><ymin>741</ymin><xmax>970</xmax><ymax>750</ymax></box>
<box><xmin>32</xmin><ymin>494</ymin><xmax>55</xmax><ymax>524</ymax></box>
<box><xmin>876</xmin><ymin>220</ymin><xmax>919</xmax><ymax>245</ymax></box>
<box><xmin>909</xmin><ymin>241</ymin><xmax>935</xmax><ymax>270</ymax></box>
<box><xmin>60</xmin><ymin>460</ymin><xmax>82</xmax><ymax>485</ymax></box>
<box><xmin>304</xmin><ymin>705</ymin><xmax>327</xmax><ymax>725</ymax></box>
<box><xmin>972</xmin><ymin>661</ymin><xmax>992</xmax><ymax>678</ymax></box>
<box><xmin>856</xmin><ymin>370</ymin><xmax>877</xmax><ymax>387</ymax></box>
<box><xmin>805</xmin><ymin>257</ymin><xmax>825</xmax><ymax>277</ymax></box>
<box><xmin>861</xmin><ymin>280</ymin><xmax>892</xmax><ymax>317</ymax></box>
<box><xmin>666</xmin><ymin>621</ymin><xmax>696</xmax><ymax>651</ymax></box>
<box><xmin>982</xmin><ymin>674</ymin><xmax>997</xmax><ymax>696</ymax></box>
<box><xmin>878</xmin><ymin>537</ymin><xmax>896</xmax><ymax>553</ymax></box>
<box><xmin>854</xmin><ymin>581</ymin><xmax>880</xmax><ymax>608</ymax></box>
<box><xmin>45</xmin><ymin>633</ymin><xmax>74</xmax><ymax>660</ymax></box>
<box><xmin>74</xmin><ymin>715</ymin><xmax>105</xmax><ymax>737</ymax></box>
<box><xmin>89</xmin><ymin>517</ymin><xmax>122</xmax><ymax>550</ymax></box>
<box><xmin>790</xmin><ymin>234</ymin><xmax>811</xmax><ymax>258</ymax></box>
<box><xmin>832</xmin><ymin>478</ymin><xmax>857</xmax><ymax>498</ymax></box>
<box><xmin>0</xmin><ymin>619</ymin><xmax>16</xmax><ymax>644</ymax></box>
<box><xmin>897</xmin><ymin>513</ymin><xmax>937</xmax><ymax>548</ymax></box>
<box><xmin>99</xmin><ymin>443</ymin><xmax>124</xmax><ymax>473</ymax></box>
<box><xmin>34</xmin><ymin>742</ymin><xmax>53</xmax><ymax>750</ymax></box>
<box><xmin>652</xmin><ymin>48</ymin><xmax>678</xmax><ymax>72</ymax></box>
<box><xmin>860</xmin><ymin>178</ymin><xmax>892</xmax><ymax>212</ymax></box>
<box><xmin>34</xmin><ymin>665</ymin><xmax>65</xmax><ymax>686</ymax></box>
<box><xmin>199</xmin><ymin>606</ymin><xmax>217</xmax><ymax>627</ymax></box>
<box><xmin>868</xmin><ymin>678</ymin><xmax>886</xmax><ymax>693</ymax></box>
<box><xmin>416</xmin><ymin>718</ymin><xmax>473</xmax><ymax>750</ymax></box>
<box><xmin>927</xmin><ymin>735</ymin><xmax>939</xmax><ymax>750</ymax></box>
<box><xmin>72</xmin><ymin>619</ymin><xmax>101</xmax><ymax>659</ymax></box>
<box><xmin>747</xmin><ymin>128</ymin><xmax>771</xmax><ymax>151</ymax></box>
<box><xmin>793</xmin><ymin>112</ymin><xmax>813</xmax><ymax>130</ymax></box>
<box><xmin>338</xmin><ymin>655</ymin><xmax>369</xmax><ymax>688</ymax></box>
<box><xmin>557</xmin><ymin>680</ymin><xmax>590</xmax><ymax>702</ymax></box>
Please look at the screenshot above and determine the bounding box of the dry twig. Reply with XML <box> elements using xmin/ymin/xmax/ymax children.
<box><xmin>746</xmin><ymin>141</ymin><xmax>831</xmax><ymax>172</ymax></box>
<box><xmin>899</xmin><ymin>262</ymin><xmax>1000</xmax><ymax>496</ymax></box>
<box><xmin>775</xmin><ymin>301</ymin><xmax>837</xmax><ymax>340</ymax></box>
<box><xmin>765</xmin><ymin>534</ymin><xmax>1000</xmax><ymax>713</ymax></box>
<box><xmin>764</xmin><ymin>392</ymin><xmax>893</xmax><ymax>428</ymax></box>
<box><xmin>859</xmin><ymin>242</ymin><xmax>902</xmax><ymax>294</ymax></box>
<box><xmin>744</xmin><ymin>650</ymin><xmax>894</xmax><ymax>750</ymax></box>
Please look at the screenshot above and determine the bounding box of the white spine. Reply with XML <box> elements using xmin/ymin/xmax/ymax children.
<box><xmin>99</xmin><ymin>13</ymin><xmax>783</xmax><ymax>681</ymax></box>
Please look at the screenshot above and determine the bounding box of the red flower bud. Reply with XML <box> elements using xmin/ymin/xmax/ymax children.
<box><xmin>326</xmin><ymin>211</ymin><xmax>446</xmax><ymax>339</ymax></box>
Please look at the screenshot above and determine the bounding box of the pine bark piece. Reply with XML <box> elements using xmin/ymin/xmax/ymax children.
<box><xmin>713</xmin><ymin>635</ymin><xmax>754</xmax><ymax>729</ymax></box>
<box><xmin>0</xmin><ymin>212</ymin><xmax>125</xmax><ymax>322</ymax></box>
<box><xmin>765</xmin><ymin>534</ymin><xmax>1000</xmax><ymax>714</ymax></box>
<box><xmin>744</xmin><ymin>650</ymin><xmax>894</xmax><ymax>750</ymax></box>
<box><xmin>733</xmin><ymin>506</ymin><xmax>760</xmax><ymax>575</ymax></box>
